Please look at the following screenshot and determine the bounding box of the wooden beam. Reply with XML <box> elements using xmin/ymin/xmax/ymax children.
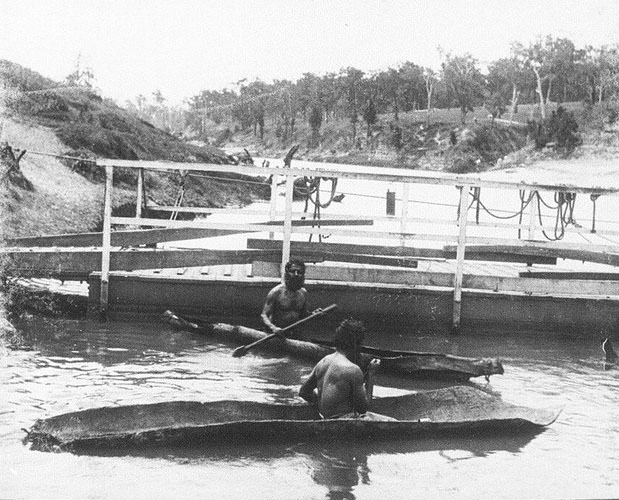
<box><xmin>519</xmin><ymin>271</ymin><xmax>619</xmax><ymax>280</ymax></box>
<box><xmin>282</xmin><ymin>173</ymin><xmax>294</xmax><ymax>276</ymax></box>
<box><xmin>1</xmin><ymin>249</ymin><xmax>282</xmax><ymax>280</ymax></box>
<box><xmin>445</xmin><ymin>244</ymin><xmax>619</xmax><ymax>267</ymax></box>
<box><xmin>252</xmin><ymin>261</ymin><xmax>619</xmax><ymax>296</ymax></box>
<box><xmin>452</xmin><ymin>187</ymin><xmax>469</xmax><ymax>332</ymax></box>
<box><xmin>248</xmin><ymin>238</ymin><xmax>556</xmax><ymax>265</ymax></box>
<box><xmin>5</xmin><ymin>227</ymin><xmax>244</xmax><ymax>248</ymax></box>
<box><xmin>97</xmin><ymin>158</ymin><xmax>619</xmax><ymax>196</ymax></box>
<box><xmin>6</xmin><ymin>219</ymin><xmax>375</xmax><ymax>249</ymax></box>
<box><xmin>100</xmin><ymin>165</ymin><xmax>113</xmax><ymax>319</ymax></box>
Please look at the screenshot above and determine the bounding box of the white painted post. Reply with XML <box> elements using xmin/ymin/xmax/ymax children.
<box><xmin>281</xmin><ymin>173</ymin><xmax>294</xmax><ymax>278</ymax></box>
<box><xmin>269</xmin><ymin>172</ymin><xmax>278</xmax><ymax>240</ymax></box>
<box><xmin>135</xmin><ymin>168</ymin><xmax>144</xmax><ymax>220</ymax></box>
<box><xmin>452</xmin><ymin>186</ymin><xmax>470</xmax><ymax>333</ymax></box>
<box><xmin>528</xmin><ymin>190</ymin><xmax>538</xmax><ymax>240</ymax></box>
<box><xmin>100</xmin><ymin>165</ymin><xmax>113</xmax><ymax>319</ymax></box>
<box><xmin>400</xmin><ymin>182</ymin><xmax>410</xmax><ymax>245</ymax></box>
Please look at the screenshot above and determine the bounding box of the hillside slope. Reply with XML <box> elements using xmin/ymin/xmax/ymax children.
<box><xmin>0</xmin><ymin>60</ymin><xmax>267</xmax><ymax>239</ymax></box>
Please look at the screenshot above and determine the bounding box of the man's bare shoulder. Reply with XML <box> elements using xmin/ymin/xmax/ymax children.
<box><xmin>266</xmin><ymin>283</ymin><xmax>286</xmax><ymax>296</ymax></box>
<box><xmin>318</xmin><ymin>352</ymin><xmax>361</xmax><ymax>374</ymax></box>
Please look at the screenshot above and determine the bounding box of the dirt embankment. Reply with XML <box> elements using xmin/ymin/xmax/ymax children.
<box><xmin>0</xmin><ymin>60</ymin><xmax>270</xmax><ymax>240</ymax></box>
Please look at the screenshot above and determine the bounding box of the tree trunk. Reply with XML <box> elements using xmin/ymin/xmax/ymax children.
<box><xmin>545</xmin><ymin>77</ymin><xmax>553</xmax><ymax>107</ymax></box>
<box><xmin>460</xmin><ymin>107</ymin><xmax>467</xmax><ymax>125</ymax></box>
<box><xmin>425</xmin><ymin>80</ymin><xmax>434</xmax><ymax>126</ymax></box>
<box><xmin>509</xmin><ymin>85</ymin><xmax>520</xmax><ymax>122</ymax></box>
<box><xmin>533</xmin><ymin>67</ymin><xmax>546</xmax><ymax>120</ymax></box>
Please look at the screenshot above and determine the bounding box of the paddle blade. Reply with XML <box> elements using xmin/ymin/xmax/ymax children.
<box><xmin>232</xmin><ymin>345</ymin><xmax>249</xmax><ymax>358</ymax></box>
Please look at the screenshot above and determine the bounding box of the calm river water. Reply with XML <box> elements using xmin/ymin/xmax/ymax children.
<box><xmin>1</xmin><ymin>316</ymin><xmax>618</xmax><ymax>500</ymax></box>
<box><xmin>2</xmin><ymin>170</ymin><xmax>619</xmax><ymax>499</ymax></box>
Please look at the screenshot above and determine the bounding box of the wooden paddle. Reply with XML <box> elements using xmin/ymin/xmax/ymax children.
<box><xmin>232</xmin><ymin>303</ymin><xmax>337</xmax><ymax>358</ymax></box>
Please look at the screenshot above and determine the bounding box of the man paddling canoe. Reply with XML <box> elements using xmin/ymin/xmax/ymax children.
<box><xmin>299</xmin><ymin>319</ymin><xmax>394</xmax><ymax>421</ymax></box>
<box><xmin>261</xmin><ymin>258</ymin><xmax>309</xmax><ymax>334</ymax></box>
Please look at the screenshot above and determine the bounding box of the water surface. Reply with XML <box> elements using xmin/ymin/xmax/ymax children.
<box><xmin>1</xmin><ymin>317</ymin><xmax>618</xmax><ymax>500</ymax></box>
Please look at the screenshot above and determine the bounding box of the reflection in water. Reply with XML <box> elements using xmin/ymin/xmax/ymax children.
<box><xmin>309</xmin><ymin>450</ymin><xmax>368</xmax><ymax>500</ymax></box>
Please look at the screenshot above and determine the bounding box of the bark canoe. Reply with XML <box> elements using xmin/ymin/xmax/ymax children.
<box><xmin>25</xmin><ymin>386</ymin><xmax>558</xmax><ymax>452</ymax></box>
<box><xmin>163</xmin><ymin>310</ymin><xmax>504</xmax><ymax>381</ymax></box>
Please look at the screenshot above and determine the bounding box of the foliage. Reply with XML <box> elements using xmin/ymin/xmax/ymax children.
<box><xmin>64</xmin><ymin>54</ymin><xmax>96</xmax><ymax>89</ymax></box>
<box><xmin>446</xmin><ymin>123</ymin><xmax>528</xmax><ymax>173</ymax></box>
<box><xmin>440</xmin><ymin>53</ymin><xmax>486</xmax><ymax>124</ymax></box>
<box><xmin>528</xmin><ymin>106</ymin><xmax>580</xmax><ymax>151</ymax></box>
<box><xmin>546</xmin><ymin>106</ymin><xmax>581</xmax><ymax>151</ymax></box>
<box><xmin>363</xmin><ymin>98</ymin><xmax>377</xmax><ymax>137</ymax></box>
<box><xmin>309</xmin><ymin>104</ymin><xmax>323</xmax><ymax>146</ymax></box>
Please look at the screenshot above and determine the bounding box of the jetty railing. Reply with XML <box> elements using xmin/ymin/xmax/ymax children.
<box><xmin>95</xmin><ymin>157</ymin><xmax>619</xmax><ymax>329</ymax></box>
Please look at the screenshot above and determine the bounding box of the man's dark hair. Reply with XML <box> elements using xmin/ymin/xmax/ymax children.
<box><xmin>285</xmin><ymin>259</ymin><xmax>305</xmax><ymax>273</ymax></box>
<box><xmin>333</xmin><ymin>319</ymin><xmax>366</xmax><ymax>351</ymax></box>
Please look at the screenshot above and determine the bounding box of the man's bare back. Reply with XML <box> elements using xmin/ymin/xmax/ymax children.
<box><xmin>299</xmin><ymin>351</ymin><xmax>369</xmax><ymax>418</ymax></box>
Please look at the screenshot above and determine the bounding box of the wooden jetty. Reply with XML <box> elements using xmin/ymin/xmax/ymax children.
<box><xmin>4</xmin><ymin>156</ymin><xmax>619</xmax><ymax>336</ymax></box>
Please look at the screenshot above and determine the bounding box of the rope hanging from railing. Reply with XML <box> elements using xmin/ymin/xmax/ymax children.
<box><xmin>170</xmin><ymin>171</ymin><xmax>188</xmax><ymax>221</ymax></box>
<box><xmin>535</xmin><ymin>191</ymin><xmax>579</xmax><ymax>241</ymax></box>
<box><xmin>293</xmin><ymin>176</ymin><xmax>339</xmax><ymax>242</ymax></box>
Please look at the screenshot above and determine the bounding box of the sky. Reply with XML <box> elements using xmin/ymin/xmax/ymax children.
<box><xmin>1</xmin><ymin>0</ymin><xmax>619</xmax><ymax>105</ymax></box>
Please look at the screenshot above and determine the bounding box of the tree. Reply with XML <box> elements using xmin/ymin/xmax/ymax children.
<box><xmin>339</xmin><ymin>67</ymin><xmax>365</xmax><ymax>142</ymax></box>
<box><xmin>512</xmin><ymin>37</ymin><xmax>575</xmax><ymax>119</ymax></box>
<box><xmin>597</xmin><ymin>46</ymin><xmax>619</xmax><ymax>102</ymax></box>
<box><xmin>398</xmin><ymin>62</ymin><xmax>425</xmax><ymax>112</ymax></box>
<box><xmin>487</xmin><ymin>57</ymin><xmax>531</xmax><ymax>122</ymax></box>
<box><xmin>375</xmin><ymin>68</ymin><xmax>402</xmax><ymax>120</ymax></box>
<box><xmin>363</xmin><ymin>98</ymin><xmax>377</xmax><ymax>138</ymax></box>
<box><xmin>423</xmin><ymin>68</ymin><xmax>437</xmax><ymax>125</ymax></box>
<box><xmin>270</xmin><ymin>80</ymin><xmax>299</xmax><ymax>142</ymax></box>
<box><xmin>309</xmin><ymin>103</ymin><xmax>322</xmax><ymax>147</ymax></box>
<box><xmin>64</xmin><ymin>54</ymin><xmax>95</xmax><ymax>89</ymax></box>
<box><xmin>441</xmin><ymin>53</ymin><xmax>485</xmax><ymax>124</ymax></box>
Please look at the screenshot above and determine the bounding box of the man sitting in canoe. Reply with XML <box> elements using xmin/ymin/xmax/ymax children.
<box><xmin>299</xmin><ymin>319</ymin><xmax>395</xmax><ymax>421</ymax></box>
<box><xmin>261</xmin><ymin>258</ymin><xmax>309</xmax><ymax>334</ymax></box>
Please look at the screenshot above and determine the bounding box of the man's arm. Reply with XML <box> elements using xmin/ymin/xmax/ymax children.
<box><xmin>299</xmin><ymin>288</ymin><xmax>310</xmax><ymax>318</ymax></box>
<box><xmin>363</xmin><ymin>359</ymin><xmax>380</xmax><ymax>403</ymax></box>
<box><xmin>261</xmin><ymin>286</ymin><xmax>282</xmax><ymax>333</ymax></box>
<box><xmin>299</xmin><ymin>367</ymin><xmax>318</xmax><ymax>404</ymax></box>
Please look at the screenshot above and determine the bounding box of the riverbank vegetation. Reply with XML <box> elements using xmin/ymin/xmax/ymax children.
<box><xmin>127</xmin><ymin>35</ymin><xmax>619</xmax><ymax>170</ymax></box>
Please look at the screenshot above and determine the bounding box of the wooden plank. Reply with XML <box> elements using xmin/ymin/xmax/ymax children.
<box><xmin>0</xmin><ymin>249</ymin><xmax>282</xmax><ymax>280</ymax></box>
<box><xmin>519</xmin><ymin>271</ymin><xmax>619</xmax><ymax>280</ymax></box>
<box><xmin>452</xmin><ymin>187</ymin><xmax>470</xmax><ymax>331</ymax></box>
<box><xmin>400</xmin><ymin>182</ymin><xmax>409</xmax><ymax>245</ymax></box>
<box><xmin>296</xmin><ymin>252</ymin><xmax>418</xmax><ymax>268</ymax></box>
<box><xmin>97</xmin><ymin>158</ymin><xmax>619</xmax><ymax>196</ymax></box>
<box><xmin>100</xmin><ymin>165</ymin><xmax>113</xmax><ymax>318</ymax></box>
<box><xmin>269</xmin><ymin>173</ymin><xmax>277</xmax><ymax>240</ymax></box>
<box><xmin>5</xmin><ymin>227</ymin><xmax>245</xmax><ymax>248</ymax></box>
<box><xmin>248</xmin><ymin>238</ymin><xmax>555</xmax><ymax>265</ymax></box>
<box><xmin>282</xmin><ymin>173</ymin><xmax>294</xmax><ymax>275</ymax></box>
<box><xmin>253</xmin><ymin>261</ymin><xmax>619</xmax><ymax>295</ymax></box>
<box><xmin>445</xmin><ymin>244</ymin><xmax>619</xmax><ymax>267</ymax></box>
<box><xmin>136</xmin><ymin>168</ymin><xmax>144</xmax><ymax>219</ymax></box>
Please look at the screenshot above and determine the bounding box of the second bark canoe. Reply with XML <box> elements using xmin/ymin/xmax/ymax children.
<box><xmin>163</xmin><ymin>310</ymin><xmax>504</xmax><ymax>381</ymax></box>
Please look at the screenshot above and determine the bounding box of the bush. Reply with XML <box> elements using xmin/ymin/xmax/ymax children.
<box><xmin>548</xmin><ymin>106</ymin><xmax>580</xmax><ymax>150</ymax></box>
